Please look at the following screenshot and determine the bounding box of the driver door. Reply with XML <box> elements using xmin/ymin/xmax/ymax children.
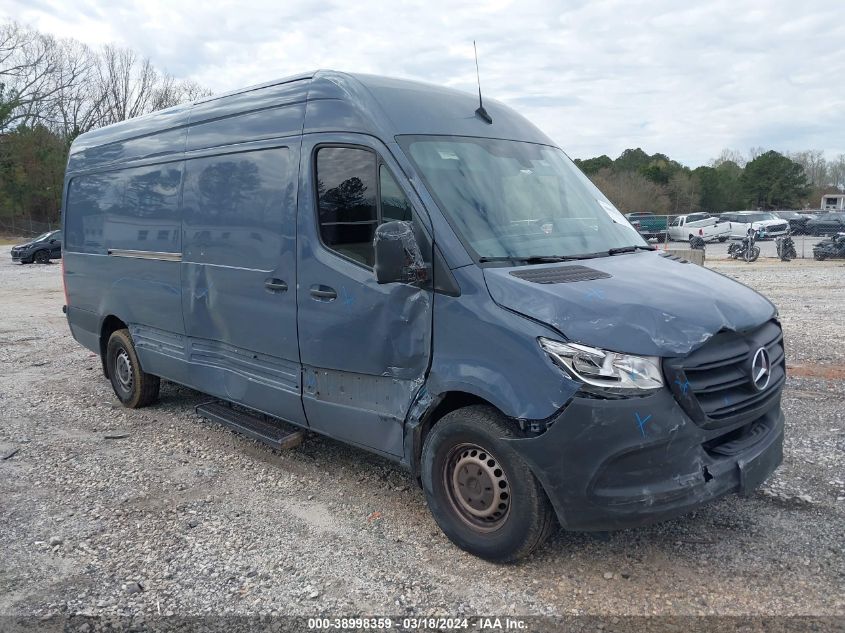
<box><xmin>296</xmin><ymin>134</ymin><xmax>433</xmax><ymax>457</ymax></box>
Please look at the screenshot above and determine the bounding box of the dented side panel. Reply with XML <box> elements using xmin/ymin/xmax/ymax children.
<box><xmin>296</xmin><ymin>133</ymin><xmax>434</xmax><ymax>457</ymax></box>
<box><xmin>426</xmin><ymin>265</ymin><xmax>580</xmax><ymax>420</ymax></box>
<box><xmin>181</xmin><ymin>144</ymin><xmax>305</xmax><ymax>426</ymax></box>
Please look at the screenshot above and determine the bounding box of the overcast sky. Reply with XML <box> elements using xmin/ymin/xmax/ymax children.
<box><xmin>4</xmin><ymin>0</ymin><xmax>843</xmax><ymax>166</ymax></box>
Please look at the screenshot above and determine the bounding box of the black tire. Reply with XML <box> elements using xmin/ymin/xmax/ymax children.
<box><xmin>421</xmin><ymin>405</ymin><xmax>556</xmax><ymax>562</ymax></box>
<box><xmin>745</xmin><ymin>246</ymin><xmax>760</xmax><ymax>263</ymax></box>
<box><xmin>718</xmin><ymin>236</ymin><xmax>728</xmax><ymax>242</ymax></box>
<box><xmin>33</xmin><ymin>250</ymin><xmax>50</xmax><ymax>264</ymax></box>
<box><xmin>106</xmin><ymin>329</ymin><xmax>160</xmax><ymax>408</ymax></box>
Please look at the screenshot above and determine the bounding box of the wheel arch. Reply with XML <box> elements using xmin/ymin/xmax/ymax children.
<box><xmin>99</xmin><ymin>315</ymin><xmax>128</xmax><ymax>377</ymax></box>
<box><xmin>405</xmin><ymin>390</ymin><xmax>521</xmax><ymax>478</ymax></box>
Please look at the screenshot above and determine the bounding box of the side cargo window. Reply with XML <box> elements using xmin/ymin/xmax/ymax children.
<box><xmin>316</xmin><ymin>146</ymin><xmax>414</xmax><ymax>267</ymax></box>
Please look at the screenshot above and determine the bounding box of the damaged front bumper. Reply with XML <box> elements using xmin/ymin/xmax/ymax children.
<box><xmin>504</xmin><ymin>389</ymin><xmax>784</xmax><ymax>531</ymax></box>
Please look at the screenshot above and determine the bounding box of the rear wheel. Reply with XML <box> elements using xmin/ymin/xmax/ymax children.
<box><xmin>106</xmin><ymin>329</ymin><xmax>160</xmax><ymax>408</ymax></box>
<box><xmin>421</xmin><ymin>405</ymin><xmax>556</xmax><ymax>562</ymax></box>
<box><xmin>33</xmin><ymin>250</ymin><xmax>50</xmax><ymax>264</ymax></box>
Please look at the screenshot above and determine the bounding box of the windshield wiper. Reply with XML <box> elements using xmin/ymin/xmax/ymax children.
<box><xmin>607</xmin><ymin>245</ymin><xmax>656</xmax><ymax>255</ymax></box>
<box><xmin>478</xmin><ymin>255</ymin><xmax>592</xmax><ymax>264</ymax></box>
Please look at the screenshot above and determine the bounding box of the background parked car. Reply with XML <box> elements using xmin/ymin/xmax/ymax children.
<box><xmin>805</xmin><ymin>212</ymin><xmax>845</xmax><ymax>236</ymax></box>
<box><xmin>624</xmin><ymin>212</ymin><xmax>667</xmax><ymax>240</ymax></box>
<box><xmin>10</xmin><ymin>230</ymin><xmax>62</xmax><ymax>264</ymax></box>
<box><xmin>772</xmin><ymin>210</ymin><xmax>816</xmax><ymax>235</ymax></box>
<box><xmin>666</xmin><ymin>213</ymin><xmax>730</xmax><ymax>242</ymax></box>
<box><xmin>719</xmin><ymin>211</ymin><xmax>789</xmax><ymax>239</ymax></box>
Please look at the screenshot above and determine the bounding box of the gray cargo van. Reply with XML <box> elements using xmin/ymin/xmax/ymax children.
<box><xmin>62</xmin><ymin>71</ymin><xmax>784</xmax><ymax>561</ymax></box>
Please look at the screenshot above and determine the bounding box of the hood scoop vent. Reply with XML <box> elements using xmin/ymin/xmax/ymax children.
<box><xmin>659</xmin><ymin>252</ymin><xmax>690</xmax><ymax>264</ymax></box>
<box><xmin>509</xmin><ymin>265</ymin><xmax>611</xmax><ymax>284</ymax></box>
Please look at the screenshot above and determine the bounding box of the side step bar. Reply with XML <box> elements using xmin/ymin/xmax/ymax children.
<box><xmin>195</xmin><ymin>401</ymin><xmax>304</xmax><ymax>451</ymax></box>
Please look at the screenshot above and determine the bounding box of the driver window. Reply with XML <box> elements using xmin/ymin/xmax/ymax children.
<box><xmin>315</xmin><ymin>147</ymin><xmax>416</xmax><ymax>268</ymax></box>
<box><xmin>380</xmin><ymin>165</ymin><xmax>412</xmax><ymax>222</ymax></box>
<box><xmin>316</xmin><ymin>147</ymin><xmax>378</xmax><ymax>266</ymax></box>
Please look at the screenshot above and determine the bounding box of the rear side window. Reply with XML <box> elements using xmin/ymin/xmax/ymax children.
<box><xmin>65</xmin><ymin>172</ymin><xmax>123</xmax><ymax>254</ymax></box>
<box><xmin>107</xmin><ymin>163</ymin><xmax>182</xmax><ymax>252</ymax></box>
<box><xmin>316</xmin><ymin>147</ymin><xmax>413</xmax><ymax>267</ymax></box>
<box><xmin>182</xmin><ymin>147</ymin><xmax>294</xmax><ymax>271</ymax></box>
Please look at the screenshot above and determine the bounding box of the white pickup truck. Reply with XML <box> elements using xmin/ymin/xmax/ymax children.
<box><xmin>667</xmin><ymin>213</ymin><xmax>731</xmax><ymax>243</ymax></box>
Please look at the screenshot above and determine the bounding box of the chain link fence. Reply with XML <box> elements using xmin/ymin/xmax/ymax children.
<box><xmin>633</xmin><ymin>213</ymin><xmax>843</xmax><ymax>261</ymax></box>
<box><xmin>0</xmin><ymin>217</ymin><xmax>60</xmax><ymax>239</ymax></box>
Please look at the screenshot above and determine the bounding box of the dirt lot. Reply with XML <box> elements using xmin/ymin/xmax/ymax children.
<box><xmin>0</xmin><ymin>254</ymin><xmax>843</xmax><ymax>620</ymax></box>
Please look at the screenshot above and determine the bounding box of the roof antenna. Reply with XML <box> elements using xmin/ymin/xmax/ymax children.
<box><xmin>473</xmin><ymin>40</ymin><xmax>493</xmax><ymax>124</ymax></box>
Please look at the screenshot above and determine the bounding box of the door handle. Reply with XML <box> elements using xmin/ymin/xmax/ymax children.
<box><xmin>309</xmin><ymin>285</ymin><xmax>337</xmax><ymax>300</ymax></box>
<box><xmin>264</xmin><ymin>278</ymin><xmax>288</xmax><ymax>292</ymax></box>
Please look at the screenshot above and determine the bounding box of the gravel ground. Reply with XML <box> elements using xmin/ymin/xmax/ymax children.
<box><xmin>0</xmin><ymin>254</ymin><xmax>843</xmax><ymax>620</ymax></box>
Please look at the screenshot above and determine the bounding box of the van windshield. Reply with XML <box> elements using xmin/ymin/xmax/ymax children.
<box><xmin>398</xmin><ymin>136</ymin><xmax>645</xmax><ymax>261</ymax></box>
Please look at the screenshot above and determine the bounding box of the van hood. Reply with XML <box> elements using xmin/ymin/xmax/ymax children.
<box><xmin>482</xmin><ymin>251</ymin><xmax>776</xmax><ymax>357</ymax></box>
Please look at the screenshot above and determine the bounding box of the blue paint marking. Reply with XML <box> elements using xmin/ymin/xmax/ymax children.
<box><xmin>585</xmin><ymin>287</ymin><xmax>606</xmax><ymax>301</ymax></box>
<box><xmin>674</xmin><ymin>375</ymin><xmax>690</xmax><ymax>395</ymax></box>
<box><xmin>635</xmin><ymin>412</ymin><xmax>653</xmax><ymax>437</ymax></box>
<box><xmin>340</xmin><ymin>286</ymin><xmax>355</xmax><ymax>307</ymax></box>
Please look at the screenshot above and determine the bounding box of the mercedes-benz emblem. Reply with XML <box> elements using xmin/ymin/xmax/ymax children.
<box><xmin>750</xmin><ymin>347</ymin><xmax>771</xmax><ymax>391</ymax></box>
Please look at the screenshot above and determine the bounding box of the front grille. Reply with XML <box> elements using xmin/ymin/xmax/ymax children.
<box><xmin>664</xmin><ymin>320</ymin><xmax>785</xmax><ymax>430</ymax></box>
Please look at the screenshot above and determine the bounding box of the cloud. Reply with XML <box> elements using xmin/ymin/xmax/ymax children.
<box><xmin>2</xmin><ymin>0</ymin><xmax>843</xmax><ymax>165</ymax></box>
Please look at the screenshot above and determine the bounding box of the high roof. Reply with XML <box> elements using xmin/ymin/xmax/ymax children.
<box><xmin>67</xmin><ymin>70</ymin><xmax>555</xmax><ymax>172</ymax></box>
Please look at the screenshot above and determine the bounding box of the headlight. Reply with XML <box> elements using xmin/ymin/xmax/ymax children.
<box><xmin>538</xmin><ymin>338</ymin><xmax>664</xmax><ymax>394</ymax></box>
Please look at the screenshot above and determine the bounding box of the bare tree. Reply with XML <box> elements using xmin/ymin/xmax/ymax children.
<box><xmin>589</xmin><ymin>168</ymin><xmax>672</xmax><ymax>214</ymax></box>
<box><xmin>828</xmin><ymin>154</ymin><xmax>845</xmax><ymax>191</ymax></box>
<box><xmin>49</xmin><ymin>39</ymin><xmax>105</xmax><ymax>140</ymax></box>
<box><xmin>747</xmin><ymin>146</ymin><xmax>767</xmax><ymax>161</ymax></box>
<box><xmin>0</xmin><ymin>22</ymin><xmax>70</xmax><ymax>130</ymax></box>
<box><xmin>711</xmin><ymin>148</ymin><xmax>746</xmax><ymax>168</ymax></box>
<box><xmin>789</xmin><ymin>150</ymin><xmax>829</xmax><ymax>187</ymax></box>
<box><xmin>95</xmin><ymin>45</ymin><xmax>160</xmax><ymax>125</ymax></box>
<box><xmin>668</xmin><ymin>171</ymin><xmax>701</xmax><ymax>213</ymax></box>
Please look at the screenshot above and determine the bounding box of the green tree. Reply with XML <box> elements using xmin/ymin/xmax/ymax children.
<box><xmin>573</xmin><ymin>154</ymin><xmax>612</xmax><ymax>175</ymax></box>
<box><xmin>612</xmin><ymin>148</ymin><xmax>652</xmax><ymax>173</ymax></box>
<box><xmin>694</xmin><ymin>161</ymin><xmax>745</xmax><ymax>212</ymax></box>
<box><xmin>742</xmin><ymin>151</ymin><xmax>809</xmax><ymax>209</ymax></box>
<box><xmin>0</xmin><ymin>125</ymin><xmax>67</xmax><ymax>226</ymax></box>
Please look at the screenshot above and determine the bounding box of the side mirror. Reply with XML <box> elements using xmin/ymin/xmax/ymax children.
<box><xmin>373</xmin><ymin>221</ymin><xmax>426</xmax><ymax>284</ymax></box>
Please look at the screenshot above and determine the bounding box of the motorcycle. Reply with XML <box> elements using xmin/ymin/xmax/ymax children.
<box><xmin>813</xmin><ymin>233</ymin><xmax>845</xmax><ymax>260</ymax></box>
<box><xmin>728</xmin><ymin>228</ymin><xmax>761</xmax><ymax>263</ymax></box>
<box><xmin>775</xmin><ymin>234</ymin><xmax>797</xmax><ymax>262</ymax></box>
<box><xmin>689</xmin><ymin>235</ymin><xmax>706</xmax><ymax>250</ymax></box>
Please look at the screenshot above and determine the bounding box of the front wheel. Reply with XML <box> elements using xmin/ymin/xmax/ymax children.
<box><xmin>421</xmin><ymin>405</ymin><xmax>556</xmax><ymax>562</ymax></box>
<box><xmin>33</xmin><ymin>250</ymin><xmax>50</xmax><ymax>264</ymax></box>
<box><xmin>745</xmin><ymin>246</ymin><xmax>760</xmax><ymax>263</ymax></box>
<box><xmin>718</xmin><ymin>236</ymin><xmax>728</xmax><ymax>242</ymax></box>
<box><xmin>106</xmin><ymin>329</ymin><xmax>160</xmax><ymax>408</ymax></box>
